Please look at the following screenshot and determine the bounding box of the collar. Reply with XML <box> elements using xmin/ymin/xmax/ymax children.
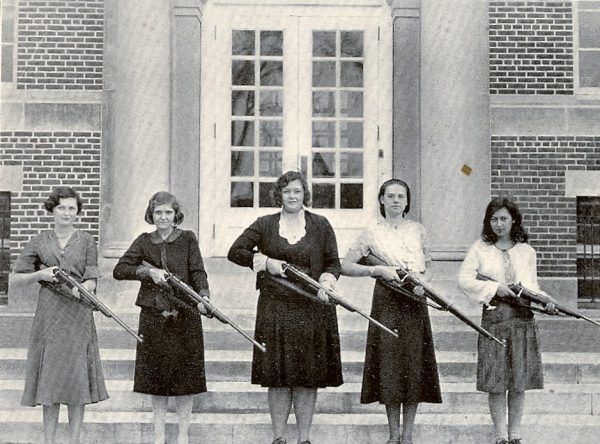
<box><xmin>150</xmin><ymin>227</ymin><xmax>183</xmax><ymax>244</ymax></box>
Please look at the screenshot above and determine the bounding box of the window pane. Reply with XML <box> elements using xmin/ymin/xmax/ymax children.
<box><xmin>233</xmin><ymin>30</ymin><xmax>255</xmax><ymax>55</ymax></box>
<box><xmin>313</xmin><ymin>31</ymin><xmax>336</xmax><ymax>57</ymax></box>
<box><xmin>312</xmin><ymin>122</ymin><xmax>335</xmax><ymax>147</ymax></box>
<box><xmin>231</xmin><ymin>120</ymin><xmax>255</xmax><ymax>146</ymax></box>
<box><xmin>312</xmin><ymin>183</ymin><xmax>335</xmax><ymax>208</ymax></box>
<box><xmin>260</xmin><ymin>61</ymin><xmax>283</xmax><ymax>86</ymax></box>
<box><xmin>231</xmin><ymin>182</ymin><xmax>254</xmax><ymax>207</ymax></box>
<box><xmin>231</xmin><ymin>151</ymin><xmax>254</xmax><ymax>176</ymax></box>
<box><xmin>340</xmin><ymin>61</ymin><xmax>363</xmax><ymax>87</ymax></box>
<box><xmin>259</xmin><ymin>90</ymin><xmax>283</xmax><ymax>116</ymax></box>
<box><xmin>312</xmin><ymin>91</ymin><xmax>335</xmax><ymax>117</ymax></box>
<box><xmin>259</xmin><ymin>182</ymin><xmax>278</xmax><ymax>207</ymax></box>
<box><xmin>1</xmin><ymin>7</ymin><xmax>15</xmax><ymax>43</ymax></box>
<box><xmin>341</xmin><ymin>31</ymin><xmax>363</xmax><ymax>57</ymax></box>
<box><xmin>1</xmin><ymin>45</ymin><xmax>13</xmax><ymax>82</ymax></box>
<box><xmin>260</xmin><ymin>31</ymin><xmax>283</xmax><ymax>56</ymax></box>
<box><xmin>340</xmin><ymin>122</ymin><xmax>363</xmax><ymax>148</ymax></box>
<box><xmin>580</xmin><ymin>51</ymin><xmax>600</xmax><ymax>87</ymax></box>
<box><xmin>313</xmin><ymin>152</ymin><xmax>335</xmax><ymax>178</ymax></box>
<box><xmin>579</xmin><ymin>12</ymin><xmax>600</xmax><ymax>47</ymax></box>
<box><xmin>232</xmin><ymin>90</ymin><xmax>255</xmax><ymax>116</ymax></box>
<box><xmin>259</xmin><ymin>121</ymin><xmax>283</xmax><ymax>146</ymax></box>
<box><xmin>232</xmin><ymin>60</ymin><xmax>255</xmax><ymax>85</ymax></box>
<box><xmin>340</xmin><ymin>91</ymin><xmax>363</xmax><ymax>118</ymax></box>
<box><xmin>312</xmin><ymin>61</ymin><xmax>336</xmax><ymax>87</ymax></box>
<box><xmin>259</xmin><ymin>151</ymin><xmax>282</xmax><ymax>177</ymax></box>
<box><xmin>340</xmin><ymin>152</ymin><xmax>363</xmax><ymax>178</ymax></box>
<box><xmin>340</xmin><ymin>183</ymin><xmax>363</xmax><ymax>209</ymax></box>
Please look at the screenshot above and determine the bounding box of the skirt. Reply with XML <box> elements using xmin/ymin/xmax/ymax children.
<box><xmin>361</xmin><ymin>282</ymin><xmax>442</xmax><ymax>405</ymax></box>
<box><xmin>477</xmin><ymin>302</ymin><xmax>544</xmax><ymax>393</ymax></box>
<box><xmin>22</xmin><ymin>287</ymin><xmax>108</xmax><ymax>406</ymax></box>
<box><xmin>134</xmin><ymin>306</ymin><xmax>207</xmax><ymax>396</ymax></box>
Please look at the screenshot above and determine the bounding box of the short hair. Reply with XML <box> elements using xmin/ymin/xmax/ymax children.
<box><xmin>481</xmin><ymin>197</ymin><xmax>528</xmax><ymax>244</ymax></box>
<box><xmin>378</xmin><ymin>179</ymin><xmax>411</xmax><ymax>217</ymax></box>
<box><xmin>144</xmin><ymin>191</ymin><xmax>184</xmax><ymax>225</ymax></box>
<box><xmin>44</xmin><ymin>186</ymin><xmax>83</xmax><ymax>214</ymax></box>
<box><xmin>271</xmin><ymin>171</ymin><xmax>312</xmax><ymax>207</ymax></box>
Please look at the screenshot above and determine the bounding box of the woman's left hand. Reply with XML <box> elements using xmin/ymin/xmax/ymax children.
<box><xmin>197</xmin><ymin>302</ymin><xmax>211</xmax><ymax>317</ymax></box>
<box><xmin>317</xmin><ymin>273</ymin><xmax>337</xmax><ymax>304</ymax></box>
<box><xmin>412</xmin><ymin>285</ymin><xmax>425</xmax><ymax>296</ymax></box>
<box><xmin>71</xmin><ymin>286</ymin><xmax>81</xmax><ymax>300</ymax></box>
<box><xmin>544</xmin><ymin>302</ymin><xmax>559</xmax><ymax>315</ymax></box>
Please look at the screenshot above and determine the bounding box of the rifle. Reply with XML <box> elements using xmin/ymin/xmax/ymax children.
<box><xmin>477</xmin><ymin>274</ymin><xmax>600</xmax><ymax>328</ymax></box>
<box><xmin>142</xmin><ymin>261</ymin><xmax>266</xmax><ymax>353</ymax></box>
<box><xmin>281</xmin><ymin>263</ymin><xmax>399</xmax><ymax>338</ymax></box>
<box><xmin>52</xmin><ymin>268</ymin><xmax>143</xmax><ymax>343</ymax></box>
<box><xmin>366</xmin><ymin>254</ymin><xmax>506</xmax><ymax>347</ymax></box>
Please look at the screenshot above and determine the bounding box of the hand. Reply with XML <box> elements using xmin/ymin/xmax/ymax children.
<box><xmin>36</xmin><ymin>267</ymin><xmax>58</xmax><ymax>283</ymax></box>
<box><xmin>197</xmin><ymin>302</ymin><xmax>210</xmax><ymax>316</ymax></box>
<box><xmin>71</xmin><ymin>286</ymin><xmax>81</xmax><ymax>300</ymax></box>
<box><xmin>496</xmin><ymin>284</ymin><xmax>517</xmax><ymax>299</ymax></box>
<box><xmin>317</xmin><ymin>273</ymin><xmax>336</xmax><ymax>304</ymax></box>
<box><xmin>544</xmin><ymin>302</ymin><xmax>559</xmax><ymax>315</ymax></box>
<box><xmin>149</xmin><ymin>268</ymin><xmax>168</xmax><ymax>285</ymax></box>
<box><xmin>266</xmin><ymin>258</ymin><xmax>287</xmax><ymax>277</ymax></box>
<box><xmin>412</xmin><ymin>285</ymin><xmax>425</xmax><ymax>296</ymax></box>
<box><xmin>372</xmin><ymin>266</ymin><xmax>400</xmax><ymax>282</ymax></box>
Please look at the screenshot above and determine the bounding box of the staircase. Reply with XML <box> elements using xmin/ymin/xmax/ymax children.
<box><xmin>1</xmin><ymin>259</ymin><xmax>599</xmax><ymax>443</ymax></box>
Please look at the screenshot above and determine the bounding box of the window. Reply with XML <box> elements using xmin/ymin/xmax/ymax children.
<box><xmin>1</xmin><ymin>0</ymin><xmax>16</xmax><ymax>83</ymax></box>
<box><xmin>575</xmin><ymin>1</ymin><xmax>600</xmax><ymax>92</ymax></box>
<box><xmin>0</xmin><ymin>192</ymin><xmax>10</xmax><ymax>302</ymax></box>
<box><xmin>576</xmin><ymin>196</ymin><xmax>600</xmax><ymax>303</ymax></box>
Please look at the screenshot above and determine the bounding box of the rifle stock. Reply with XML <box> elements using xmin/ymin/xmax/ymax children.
<box><xmin>53</xmin><ymin>268</ymin><xmax>143</xmax><ymax>343</ymax></box>
<box><xmin>142</xmin><ymin>261</ymin><xmax>266</xmax><ymax>353</ymax></box>
<box><xmin>281</xmin><ymin>263</ymin><xmax>399</xmax><ymax>338</ymax></box>
<box><xmin>366</xmin><ymin>254</ymin><xmax>506</xmax><ymax>347</ymax></box>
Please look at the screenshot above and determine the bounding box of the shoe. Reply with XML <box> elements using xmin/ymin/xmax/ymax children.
<box><xmin>509</xmin><ymin>439</ymin><xmax>522</xmax><ymax>444</ymax></box>
<box><xmin>272</xmin><ymin>438</ymin><xmax>286</xmax><ymax>444</ymax></box>
<box><xmin>298</xmin><ymin>441</ymin><xmax>312</xmax><ymax>444</ymax></box>
<box><xmin>386</xmin><ymin>439</ymin><xmax>401</xmax><ymax>444</ymax></box>
<box><xmin>495</xmin><ymin>440</ymin><xmax>509</xmax><ymax>444</ymax></box>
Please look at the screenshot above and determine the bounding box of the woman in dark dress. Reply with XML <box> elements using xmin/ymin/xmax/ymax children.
<box><xmin>228</xmin><ymin>171</ymin><xmax>343</xmax><ymax>444</ymax></box>
<box><xmin>113</xmin><ymin>191</ymin><xmax>209</xmax><ymax>444</ymax></box>
<box><xmin>341</xmin><ymin>179</ymin><xmax>441</xmax><ymax>444</ymax></box>
<box><xmin>458</xmin><ymin>198</ymin><xmax>556</xmax><ymax>444</ymax></box>
<box><xmin>11</xmin><ymin>186</ymin><xmax>108</xmax><ymax>444</ymax></box>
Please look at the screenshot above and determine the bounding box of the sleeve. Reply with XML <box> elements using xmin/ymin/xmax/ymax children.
<box><xmin>187</xmin><ymin>231</ymin><xmax>210</xmax><ymax>295</ymax></box>
<box><xmin>420</xmin><ymin>224</ymin><xmax>432</xmax><ymax>263</ymax></box>
<box><xmin>113</xmin><ymin>234</ymin><xmax>148</xmax><ymax>281</ymax></box>
<box><xmin>12</xmin><ymin>236</ymin><xmax>41</xmax><ymax>273</ymax></box>
<box><xmin>321</xmin><ymin>217</ymin><xmax>341</xmax><ymax>279</ymax></box>
<box><xmin>457</xmin><ymin>242</ymin><xmax>499</xmax><ymax>306</ymax></box>
<box><xmin>227</xmin><ymin>218</ymin><xmax>263</xmax><ymax>269</ymax></box>
<box><xmin>347</xmin><ymin>228</ymin><xmax>372</xmax><ymax>258</ymax></box>
<box><xmin>82</xmin><ymin>233</ymin><xmax>101</xmax><ymax>280</ymax></box>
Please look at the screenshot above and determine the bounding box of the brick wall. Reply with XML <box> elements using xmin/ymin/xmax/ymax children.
<box><xmin>17</xmin><ymin>0</ymin><xmax>103</xmax><ymax>90</ymax></box>
<box><xmin>489</xmin><ymin>1</ymin><xmax>573</xmax><ymax>94</ymax></box>
<box><xmin>491</xmin><ymin>135</ymin><xmax>600</xmax><ymax>277</ymax></box>
<box><xmin>0</xmin><ymin>131</ymin><xmax>101</xmax><ymax>260</ymax></box>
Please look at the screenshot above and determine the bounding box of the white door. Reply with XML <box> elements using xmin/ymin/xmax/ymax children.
<box><xmin>205</xmin><ymin>13</ymin><xmax>386</xmax><ymax>256</ymax></box>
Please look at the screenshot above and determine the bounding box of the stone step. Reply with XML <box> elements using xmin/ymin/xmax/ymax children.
<box><xmin>1</xmin><ymin>349</ymin><xmax>598</xmax><ymax>383</ymax></box>
<box><xmin>0</xmin><ymin>380</ymin><xmax>597</xmax><ymax>415</ymax></box>
<box><xmin>1</xmin><ymin>410</ymin><xmax>599</xmax><ymax>444</ymax></box>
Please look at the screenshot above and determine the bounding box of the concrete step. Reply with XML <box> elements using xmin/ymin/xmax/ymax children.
<box><xmin>1</xmin><ymin>349</ymin><xmax>599</xmax><ymax>383</ymax></box>
<box><xmin>0</xmin><ymin>380</ymin><xmax>598</xmax><ymax>416</ymax></box>
<box><xmin>1</xmin><ymin>410</ymin><xmax>599</xmax><ymax>444</ymax></box>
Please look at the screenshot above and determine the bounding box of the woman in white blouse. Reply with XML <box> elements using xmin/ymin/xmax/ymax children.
<box><xmin>458</xmin><ymin>197</ymin><xmax>556</xmax><ymax>444</ymax></box>
<box><xmin>342</xmin><ymin>179</ymin><xmax>441</xmax><ymax>444</ymax></box>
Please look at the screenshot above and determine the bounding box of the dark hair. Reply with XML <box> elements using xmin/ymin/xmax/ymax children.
<box><xmin>272</xmin><ymin>171</ymin><xmax>311</xmax><ymax>207</ymax></box>
<box><xmin>144</xmin><ymin>191</ymin><xmax>184</xmax><ymax>225</ymax></box>
<box><xmin>44</xmin><ymin>186</ymin><xmax>83</xmax><ymax>214</ymax></box>
<box><xmin>481</xmin><ymin>197</ymin><xmax>528</xmax><ymax>244</ymax></box>
<box><xmin>378</xmin><ymin>179</ymin><xmax>410</xmax><ymax>217</ymax></box>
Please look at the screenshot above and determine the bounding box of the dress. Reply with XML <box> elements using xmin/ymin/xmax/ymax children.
<box><xmin>227</xmin><ymin>210</ymin><xmax>343</xmax><ymax>388</ymax></box>
<box><xmin>12</xmin><ymin>230</ymin><xmax>108</xmax><ymax>406</ymax></box>
<box><xmin>350</xmin><ymin>219</ymin><xmax>442</xmax><ymax>405</ymax></box>
<box><xmin>457</xmin><ymin>239</ymin><xmax>544</xmax><ymax>393</ymax></box>
<box><xmin>113</xmin><ymin>228</ymin><xmax>208</xmax><ymax>396</ymax></box>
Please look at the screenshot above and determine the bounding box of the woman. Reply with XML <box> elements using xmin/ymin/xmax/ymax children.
<box><xmin>227</xmin><ymin>171</ymin><xmax>343</xmax><ymax>444</ymax></box>
<box><xmin>457</xmin><ymin>197</ymin><xmax>556</xmax><ymax>444</ymax></box>
<box><xmin>11</xmin><ymin>186</ymin><xmax>108</xmax><ymax>444</ymax></box>
<box><xmin>113</xmin><ymin>191</ymin><xmax>209</xmax><ymax>444</ymax></box>
<box><xmin>341</xmin><ymin>179</ymin><xmax>441</xmax><ymax>444</ymax></box>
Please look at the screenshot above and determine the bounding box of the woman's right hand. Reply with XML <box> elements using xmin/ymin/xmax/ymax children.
<box><xmin>149</xmin><ymin>268</ymin><xmax>168</xmax><ymax>285</ymax></box>
<box><xmin>496</xmin><ymin>283</ymin><xmax>517</xmax><ymax>299</ymax></box>
<box><xmin>266</xmin><ymin>258</ymin><xmax>287</xmax><ymax>277</ymax></box>
<box><xmin>372</xmin><ymin>265</ymin><xmax>400</xmax><ymax>282</ymax></box>
<box><xmin>36</xmin><ymin>267</ymin><xmax>58</xmax><ymax>283</ymax></box>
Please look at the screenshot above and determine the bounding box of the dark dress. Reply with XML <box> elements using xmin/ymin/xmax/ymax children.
<box><xmin>13</xmin><ymin>230</ymin><xmax>108</xmax><ymax>406</ymax></box>
<box><xmin>227</xmin><ymin>211</ymin><xmax>343</xmax><ymax>388</ymax></box>
<box><xmin>113</xmin><ymin>228</ymin><xmax>208</xmax><ymax>396</ymax></box>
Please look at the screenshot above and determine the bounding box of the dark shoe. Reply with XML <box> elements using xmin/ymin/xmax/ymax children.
<box><xmin>272</xmin><ymin>438</ymin><xmax>286</xmax><ymax>444</ymax></box>
<box><xmin>495</xmin><ymin>440</ymin><xmax>509</xmax><ymax>444</ymax></box>
<box><xmin>298</xmin><ymin>441</ymin><xmax>312</xmax><ymax>444</ymax></box>
<box><xmin>509</xmin><ymin>439</ymin><xmax>522</xmax><ymax>444</ymax></box>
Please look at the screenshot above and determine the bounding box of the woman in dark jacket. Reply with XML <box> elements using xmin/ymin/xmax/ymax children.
<box><xmin>228</xmin><ymin>171</ymin><xmax>343</xmax><ymax>444</ymax></box>
<box><xmin>113</xmin><ymin>191</ymin><xmax>209</xmax><ymax>444</ymax></box>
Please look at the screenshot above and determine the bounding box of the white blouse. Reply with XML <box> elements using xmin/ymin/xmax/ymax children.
<box><xmin>457</xmin><ymin>239</ymin><xmax>546</xmax><ymax>306</ymax></box>
<box><xmin>349</xmin><ymin>219</ymin><xmax>430</xmax><ymax>273</ymax></box>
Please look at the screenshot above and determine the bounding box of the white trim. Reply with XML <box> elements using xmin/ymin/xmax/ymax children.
<box><xmin>565</xmin><ymin>170</ymin><xmax>600</xmax><ymax>198</ymax></box>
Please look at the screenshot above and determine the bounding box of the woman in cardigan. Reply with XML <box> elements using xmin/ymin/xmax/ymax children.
<box><xmin>228</xmin><ymin>171</ymin><xmax>343</xmax><ymax>444</ymax></box>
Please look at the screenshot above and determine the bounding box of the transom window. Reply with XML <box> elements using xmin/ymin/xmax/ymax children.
<box><xmin>575</xmin><ymin>1</ymin><xmax>600</xmax><ymax>92</ymax></box>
